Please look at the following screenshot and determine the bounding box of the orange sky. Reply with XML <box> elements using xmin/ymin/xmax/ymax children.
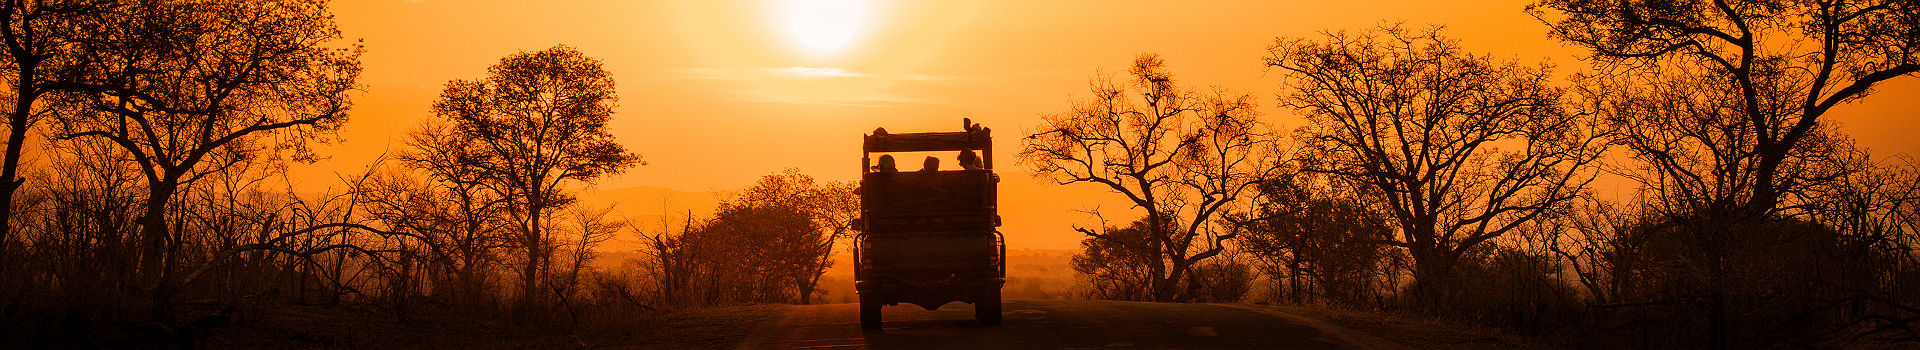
<box><xmin>294</xmin><ymin>0</ymin><xmax>1920</xmax><ymax>250</ymax></box>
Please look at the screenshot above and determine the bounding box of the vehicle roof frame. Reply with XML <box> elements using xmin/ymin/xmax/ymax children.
<box><xmin>862</xmin><ymin>129</ymin><xmax>994</xmax><ymax>172</ymax></box>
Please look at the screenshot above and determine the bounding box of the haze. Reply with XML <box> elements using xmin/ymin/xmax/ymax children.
<box><xmin>288</xmin><ymin>0</ymin><xmax>1911</xmax><ymax>250</ymax></box>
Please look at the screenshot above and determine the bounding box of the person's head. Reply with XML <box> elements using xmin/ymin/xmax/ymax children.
<box><xmin>958</xmin><ymin>149</ymin><xmax>981</xmax><ymax>169</ymax></box>
<box><xmin>921</xmin><ymin>156</ymin><xmax>940</xmax><ymax>171</ymax></box>
<box><xmin>875</xmin><ymin>154</ymin><xmax>897</xmax><ymax>172</ymax></box>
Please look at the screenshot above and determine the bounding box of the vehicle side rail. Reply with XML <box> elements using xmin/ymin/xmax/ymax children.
<box><xmin>995</xmin><ymin>229</ymin><xmax>1006</xmax><ymax>277</ymax></box>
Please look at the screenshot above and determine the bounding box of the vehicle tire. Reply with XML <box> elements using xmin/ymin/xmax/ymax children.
<box><xmin>859</xmin><ymin>293</ymin><xmax>883</xmax><ymax>329</ymax></box>
<box><xmin>974</xmin><ymin>288</ymin><xmax>1002</xmax><ymax>326</ymax></box>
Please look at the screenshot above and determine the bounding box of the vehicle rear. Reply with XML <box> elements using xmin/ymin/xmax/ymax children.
<box><xmin>854</xmin><ymin>122</ymin><xmax>1005</xmax><ymax>328</ymax></box>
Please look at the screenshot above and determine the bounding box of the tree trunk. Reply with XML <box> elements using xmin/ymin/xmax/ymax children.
<box><xmin>1163</xmin><ymin>258</ymin><xmax>1192</xmax><ymax>302</ymax></box>
<box><xmin>1144</xmin><ymin>211</ymin><xmax>1175</xmax><ymax>302</ymax></box>
<box><xmin>138</xmin><ymin>181</ymin><xmax>178</xmax><ymax>321</ymax></box>
<box><xmin>518</xmin><ymin>185</ymin><xmax>545</xmax><ymax>311</ymax></box>
<box><xmin>520</xmin><ymin>216</ymin><xmax>542</xmax><ymax>310</ymax></box>
<box><xmin>0</xmin><ymin>61</ymin><xmax>37</xmax><ymax>267</ymax></box>
<box><xmin>395</xmin><ymin>251</ymin><xmax>413</xmax><ymax>324</ymax></box>
<box><xmin>1408</xmin><ymin>243</ymin><xmax>1456</xmax><ymax>309</ymax></box>
<box><xmin>797</xmin><ymin>277</ymin><xmax>815</xmax><ymax>305</ymax></box>
<box><xmin>798</xmin><ymin>239</ymin><xmax>837</xmax><ymax>305</ymax></box>
<box><xmin>1288</xmin><ymin>258</ymin><xmax>1303</xmax><ymax>304</ymax></box>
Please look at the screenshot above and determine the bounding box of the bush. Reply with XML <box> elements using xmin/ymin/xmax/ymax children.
<box><xmin>1186</xmin><ymin>260</ymin><xmax>1256</xmax><ymax>303</ymax></box>
<box><xmin>1419</xmin><ymin>247</ymin><xmax>1580</xmax><ymax>335</ymax></box>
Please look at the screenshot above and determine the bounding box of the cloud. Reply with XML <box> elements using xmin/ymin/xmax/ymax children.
<box><xmin>663</xmin><ymin>66</ymin><xmax>968</xmax><ymax>107</ymax></box>
<box><xmin>766</xmin><ymin>67</ymin><xmax>868</xmax><ymax>79</ymax></box>
<box><xmin>668</xmin><ymin>67</ymin><xmax>961</xmax><ymax>82</ymax></box>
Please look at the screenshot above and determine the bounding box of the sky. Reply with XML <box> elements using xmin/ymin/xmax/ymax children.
<box><xmin>295</xmin><ymin>0</ymin><xmax>1920</xmax><ymax>250</ymax></box>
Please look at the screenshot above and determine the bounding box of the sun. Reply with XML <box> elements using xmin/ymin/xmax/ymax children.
<box><xmin>783</xmin><ymin>0</ymin><xmax>867</xmax><ymax>54</ymax></box>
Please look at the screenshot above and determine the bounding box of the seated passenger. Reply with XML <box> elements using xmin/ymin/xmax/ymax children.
<box><xmin>920</xmin><ymin>156</ymin><xmax>940</xmax><ymax>172</ymax></box>
<box><xmin>957</xmin><ymin>149</ymin><xmax>982</xmax><ymax>170</ymax></box>
<box><xmin>874</xmin><ymin>154</ymin><xmax>898</xmax><ymax>172</ymax></box>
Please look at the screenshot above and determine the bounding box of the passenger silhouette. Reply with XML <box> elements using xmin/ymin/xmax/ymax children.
<box><xmin>920</xmin><ymin>156</ymin><xmax>940</xmax><ymax>172</ymax></box>
<box><xmin>958</xmin><ymin>149</ymin><xmax>982</xmax><ymax>170</ymax></box>
<box><xmin>875</xmin><ymin>154</ymin><xmax>897</xmax><ymax>172</ymax></box>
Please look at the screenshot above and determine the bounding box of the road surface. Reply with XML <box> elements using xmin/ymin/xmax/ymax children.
<box><xmin>726</xmin><ymin>300</ymin><xmax>1387</xmax><ymax>349</ymax></box>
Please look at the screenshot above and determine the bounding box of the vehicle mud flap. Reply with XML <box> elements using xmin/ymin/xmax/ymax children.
<box><xmin>974</xmin><ymin>287</ymin><xmax>1002</xmax><ymax>325</ymax></box>
<box><xmin>860</xmin><ymin>292</ymin><xmax>883</xmax><ymax>329</ymax></box>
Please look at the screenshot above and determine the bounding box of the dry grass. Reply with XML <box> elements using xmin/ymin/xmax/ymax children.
<box><xmin>203</xmin><ymin>304</ymin><xmax>585</xmax><ymax>349</ymax></box>
<box><xmin>195</xmin><ymin>302</ymin><xmax>786</xmax><ymax>349</ymax></box>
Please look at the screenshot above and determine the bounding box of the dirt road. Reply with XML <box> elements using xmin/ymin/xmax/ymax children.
<box><xmin>721</xmin><ymin>300</ymin><xmax>1389</xmax><ymax>349</ymax></box>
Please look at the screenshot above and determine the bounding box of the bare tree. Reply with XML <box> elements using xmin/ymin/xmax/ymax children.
<box><xmin>1264</xmin><ymin>24</ymin><xmax>1607</xmax><ymax>304</ymax></box>
<box><xmin>46</xmin><ymin>0</ymin><xmax>361</xmax><ymax>319</ymax></box>
<box><xmin>642</xmin><ymin>211</ymin><xmax>696</xmax><ymax>306</ymax></box>
<box><xmin>550</xmin><ymin>204</ymin><xmax>623</xmax><ymax>324</ymax></box>
<box><xmin>1533</xmin><ymin>2</ymin><xmax>1920</xmax><ymax>344</ymax></box>
<box><xmin>1531</xmin><ymin>0</ymin><xmax>1920</xmax><ymax>219</ymax></box>
<box><xmin>17</xmin><ymin>134</ymin><xmax>144</xmax><ymax>311</ymax></box>
<box><xmin>428</xmin><ymin>45</ymin><xmax>640</xmax><ymax>311</ymax></box>
<box><xmin>0</xmin><ymin>0</ymin><xmax>111</xmax><ymax>254</ymax></box>
<box><xmin>1579</xmin><ymin>68</ymin><xmax>1864</xmax><ymax>225</ymax></box>
<box><xmin>360</xmin><ymin>167</ymin><xmax>509</xmax><ymax>307</ymax></box>
<box><xmin>1809</xmin><ymin>153</ymin><xmax>1920</xmax><ymax>251</ymax></box>
<box><xmin>1537</xmin><ymin>197</ymin><xmax>1658</xmax><ymax>306</ymax></box>
<box><xmin>1022</xmin><ymin>53</ymin><xmax>1274</xmax><ymax>302</ymax></box>
<box><xmin>363</xmin><ymin>121</ymin><xmax>516</xmax><ymax>306</ymax></box>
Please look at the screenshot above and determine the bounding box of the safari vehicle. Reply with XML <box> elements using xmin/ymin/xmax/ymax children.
<box><xmin>854</xmin><ymin>119</ymin><xmax>1005</xmax><ymax>329</ymax></box>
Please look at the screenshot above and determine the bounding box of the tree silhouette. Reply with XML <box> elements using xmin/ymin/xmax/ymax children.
<box><xmin>360</xmin><ymin>166</ymin><xmax>510</xmax><ymax>307</ymax></box>
<box><xmin>1238</xmin><ymin>164</ymin><xmax>1392</xmax><ymax>306</ymax></box>
<box><xmin>643</xmin><ymin>169</ymin><xmax>853</xmax><ymax>305</ymax></box>
<box><xmin>46</xmin><ymin>0</ymin><xmax>361</xmax><ymax>319</ymax></box>
<box><xmin>428</xmin><ymin>45</ymin><xmax>640</xmax><ymax>311</ymax></box>
<box><xmin>0</xmin><ymin>0</ymin><xmax>111</xmax><ymax>256</ymax></box>
<box><xmin>551</xmin><ymin>204</ymin><xmax>625</xmax><ymax>324</ymax></box>
<box><xmin>742</xmin><ymin>170</ymin><xmax>857</xmax><ymax>305</ymax></box>
<box><xmin>701</xmin><ymin>191</ymin><xmax>819</xmax><ymax>303</ymax></box>
<box><xmin>1532</xmin><ymin>0</ymin><xmax>1920</xmax><ymax>220</ymax></box>
<box><xmin>364</xmin><ymin>120</ymin><xmax>516</xmax><ymax>307</ymax></box>
<box><xmin>643</xmin><ymin>212</ymin><xmax>696</xmax><ymax>306</ymax></box>
<box><xmin>1534</xmin><ymin>2</ymin><xmax>1920</xmax><ymax>346</ymax></box>
<box><xmin>1070</xmin><ymin>217</ymin><xmax>1162</xmax><ymax>301</ymax></box>
<box><xmin>1023</xmin><ymin>53</ymin><xmax>1274</xmax><ymax>302</ymax></box>
<box><xmin>1264</xmin><ymin>24</ymin><xmax>1607</xmax><ymax>305</ymax></box>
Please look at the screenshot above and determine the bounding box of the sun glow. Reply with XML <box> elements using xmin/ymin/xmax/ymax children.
<box><xmin>783</xmin><ymin>0</ymin><xmax>867</xmax><ymax>54</ymax></box>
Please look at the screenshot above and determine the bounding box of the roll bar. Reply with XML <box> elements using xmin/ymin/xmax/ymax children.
<box><xmin>861</xmin><ymin>120</ymin><xmax>993</xmax><ymax>172</ymax></box>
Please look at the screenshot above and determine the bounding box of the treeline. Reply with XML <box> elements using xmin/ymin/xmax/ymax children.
<box><xmin>0</xmin><ymin>0</ymin><xmax>862</xmax><ymax>347</ymax></box>
<box><xmin>0</xmin><ymin>0</ymin><xmax>396</xmax><ymax>345</ymax></box>
<box><xmin>1027</xmin><ymin>3</ymin><xmax>1920</xmax><ymax>347</ymax></box>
